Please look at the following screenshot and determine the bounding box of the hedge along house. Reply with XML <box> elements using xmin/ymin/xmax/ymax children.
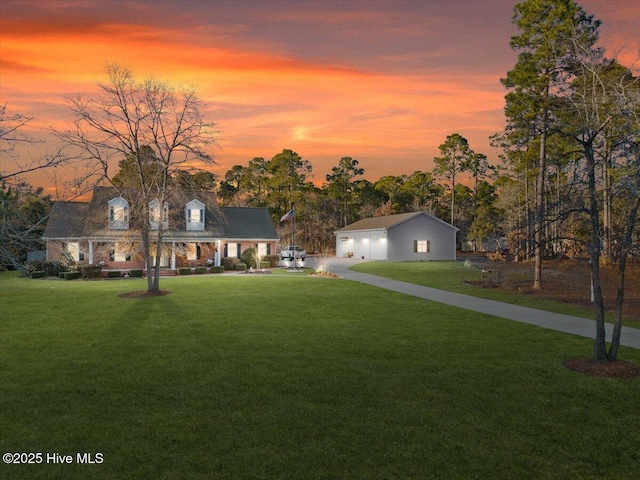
<box><xmin>42</xmin><ymin>186</ymin><xmax>278</xmax><ymax>271</ymax></box>
<box><xmin>335</xmin><ymin>212</ymin><xmax>458</xmax><ymax>261</ymax></box>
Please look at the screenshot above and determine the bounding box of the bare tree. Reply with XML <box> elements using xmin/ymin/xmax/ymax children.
<box><xmin>0</xmin><ymin>105</ymin><xmax>67</xmax><ymax>271</ymax></box>
<box><xmin>57</xmin><ymin>64</ymin><xmax>218</xmax><ymax>292</ymax></box>
<box><xmin>557</xmin><ymin>34</ymin><xmax>640</xmax><ymax>362</ymax></box>
<box><xmin>0</xmin><ymin>104</ymin><xmax>69</xmax><ymax>185</ymax></box>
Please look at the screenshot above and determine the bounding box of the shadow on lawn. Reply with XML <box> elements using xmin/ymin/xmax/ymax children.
<box><xmin>119</xmin><ymin>289</ymin><xmax>171</xmax><ymax>298</ymax></box>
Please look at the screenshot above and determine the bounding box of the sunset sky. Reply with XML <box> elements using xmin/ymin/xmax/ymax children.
<box><xmin>1</xmin><ymin>0</ymin><xmax>639</xmax><ymax>195</ymax></box>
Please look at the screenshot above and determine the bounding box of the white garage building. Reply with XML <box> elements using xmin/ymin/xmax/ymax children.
<box><xmin>335</xmin><ymin>212</ymin><xmax>458</xmax><ymax>261</ymax></box>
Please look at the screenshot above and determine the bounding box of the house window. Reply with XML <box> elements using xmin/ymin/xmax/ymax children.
<box><xmin>185</xmin><ymin>199</ymin><xmax>205</xmax><ymax>231</ymax></box>
<box><xmin>108</xmin><ymin>197</ymin><xmax>129</xmax><ymax>230</ymax></box>
<box><xmin>109</xmin><ymin>243</ymin><xmax>131</xmax><ymax>262</ymax></box>
<box><xmin>65</xmin><ymin>242</ymin><xmax>84</xmax><ymax>262</ymax></box>
<box><xmin>224</xmin><ymin>243</ymin><xmax>240</xmax><ymax>259</ymax></box>
<box><xmin>186</xmin><ymin>243</ymin><xmax>201</xmax><ymax>261</ymax></box>
<box><xmin>414</xmin><ymin>240</ymin><xmax>431</xmax><ymax>253</ymax></box>
<box><xmin>256</xmin><ymin>243</ymin><xmax>268</xmax><ymax>258</ymax></box>
<box><xmin>150</xmin><ymin>199</ymin><xmax>169</xmax><ymax>230</ymax></box>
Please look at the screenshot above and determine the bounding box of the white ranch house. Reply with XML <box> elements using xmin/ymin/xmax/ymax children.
<box><xmin>335</xmin><ymin>212</ymin><xmax>458</xmax><ymax>261</ymax></box>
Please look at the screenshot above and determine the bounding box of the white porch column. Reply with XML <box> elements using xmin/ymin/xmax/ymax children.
<box><xmin>88</xmin><ymin>241</ymin><xmax>94</xmax><ymax>264</ymax></box>
<box><xmin>215</xmin><ymin>240</ymin><xmax>221</xmax><ymax>266</ymax></box>
<box><xmin>171</xmin><ymin>241</ymin><xmax>176</xmax><ymax>269</ymax></box>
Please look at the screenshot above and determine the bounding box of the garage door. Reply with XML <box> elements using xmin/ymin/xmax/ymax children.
<box><xmin>354</xmin><ymin>236</ymin><xmax>367</xmax><ymax>258</ymax></box>
<box><xmin>369</xmin><ymin>234</ymin><xmax>386</xmax><ymax>260</ymax></box>
<box><xmin>352</xmin><ymin>234</ymin><xmax>386</xmax><ymax>259</ymax></box>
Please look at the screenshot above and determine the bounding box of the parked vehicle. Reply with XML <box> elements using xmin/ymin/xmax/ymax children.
<box><xmin>280</xmin><ymin>245</ymin><xmax>306</xmax><ymax>261</ymax></box>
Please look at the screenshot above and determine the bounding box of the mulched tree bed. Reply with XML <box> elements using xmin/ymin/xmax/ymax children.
<box><xmin>563</xmin><ymin>358</ymin><xmax>640</xmax><ymax>379</ymax></box>
<box><xmin>310</xmin><ymin>272</ymin><xmax>341</xmax><ymax>278</ymax></box>
<box><xmin>118</xmin><ymin>290</ymin><xmax>171</xmax><ymax>298</ymax></box>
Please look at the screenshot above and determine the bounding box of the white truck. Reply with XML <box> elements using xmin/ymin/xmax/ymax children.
<box><xmin>280</xmin><ymin>245</ymin><xmax>306</xmax><ymax>261</ymax></box>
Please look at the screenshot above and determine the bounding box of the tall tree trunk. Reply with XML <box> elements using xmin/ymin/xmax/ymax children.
<box><xmin>553</xmin><ymin>167</ymin><xmax>561</xmax><ymax>256</ymax></box>
<box><xmin>142</xmin><ymin>234</ymin><xmax>154</xmax><ymax>292</ymax></box>
<box><xmin>602</xmin><ymin>156</ymin><xmax>612</xmax><ymax>263</ymax></box>
<box><xmin>609</xmin><ymin>192</ymin><xmax>640</xmax><ymax>361</ymax></box>
<box><xmin>533</xmin><ymin>120</ymin><xmax>547</xmax><ymax>290</ymax></box>
<box><xmin>609</xmin><ymin>254</ymin><xmax>626</xmax><ymax>361</ymax></box>
<box><xmin>585</xmin><ymin>144</ymin><xmax>607</xmax><ymax>363</ymax></box>
<box><xmin>152</xmin><ymin>233</ymin><xmax>163</xmax><ymax>292</ymax></box>
<box><xmin>450</xmin><ymin>175</ymin><xmax>456</xmax><ymax>226</ymax></box>
<box><xmin>524</xmin><ymin>165</ymin><xmax>530</xmax><ymax>261</ymax></box>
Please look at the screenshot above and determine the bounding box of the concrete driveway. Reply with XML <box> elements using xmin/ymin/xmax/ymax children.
<box><xmin>304</xmin><ymin>256</ymin><xmax>640</xmax><ymax>350</ymax></box>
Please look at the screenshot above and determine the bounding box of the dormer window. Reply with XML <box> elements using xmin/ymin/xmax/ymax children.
<box><xmin>186</xmin><ymin>199</ymin><xmax>205</xmax><ymax>231</ymax></box>
<box><xmin>108</xmin><ymin>197</ymin><xmax>129</xmax><ymax>230</ymax></box>
<box><xmin>150</xmin><ymin>199</ymin><xmax>169</xmax><ymax>230</ymax></box>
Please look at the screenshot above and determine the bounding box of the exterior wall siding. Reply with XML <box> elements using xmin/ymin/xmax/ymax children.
<box><xmin>336</xmin><ymin>213</ymin><xmax>456</xmax><ymax>261</ymax></box>
<box><xmin>46</xmin><ymin>241</ymin><xmax>64</xmax><ymax>261</ymax></box>
<box><xmin>224</xmin><ymin>241</ymin><xmax>276</xmax><ymax>259</ymax></box>
<box><xmin>387</xmin><ymin>215</ymin><xmax>456</xmax><ymax>261</ymax></box>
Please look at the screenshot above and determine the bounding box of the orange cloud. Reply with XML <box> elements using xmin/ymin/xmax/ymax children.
<box><xmin>2</xmin><ymin>0</ymin><xmax>638</xmax><ymax>194</ymax></box>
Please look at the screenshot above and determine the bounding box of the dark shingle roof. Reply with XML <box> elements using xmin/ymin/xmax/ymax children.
<box><xmin>42</xmin><ymin>202</ymin><xmax>90</xmax><ymax>239</ymax></box>
<box><xmin>335</xmin><ymin>211</ymin><xmax>457</xmax><ymax>232</ymax></box>
<box><xmin>220</xmin><ymin>207</ymin><xmax>279</xmax><ymax>240</ymax></box>
<box><xmin>82</xmin><ymin>186</ymin><xmax>224</xmax><ymax>237</ymax></box>
<box><xmin>42</xmin><ymin>186</ymin><xmax>278</xmax><ymax>241</ymax></box>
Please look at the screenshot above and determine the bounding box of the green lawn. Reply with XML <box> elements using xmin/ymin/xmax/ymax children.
<box><xmin>1</xmin><ymin>271</ymin><xmax>639</xmax><ymax>479</ymax></box>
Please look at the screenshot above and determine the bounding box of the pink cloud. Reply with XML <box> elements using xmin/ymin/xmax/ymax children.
<box><xmin>2</xmin><ymin>0</ymin><xmax>638</xmax><ymax>193</ymax></box>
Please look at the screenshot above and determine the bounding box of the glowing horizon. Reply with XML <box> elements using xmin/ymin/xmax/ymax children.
<box><xmin>1</xmin><ymin>0</ymin><xmax>638</xmax><ymax>196</ymax></box>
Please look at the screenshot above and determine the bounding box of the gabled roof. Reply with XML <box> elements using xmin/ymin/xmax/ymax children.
<box><xmin>335</xmin><ymin>211</ymin><xmax>458</xmax><ymax>233</ymax></box>
<box><xmin>42</xmin><ymin>202</ymin><xmax>90</xmax><ymax>239</ymax></box>
<box><xmin>220</xmin><ymin>207</ymin><xmax>278</xmax><ymax>240</ymax></box>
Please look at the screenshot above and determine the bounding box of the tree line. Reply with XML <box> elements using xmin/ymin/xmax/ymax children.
<box><xmin>215</xmin><ymin>143</ymin><xmax>499</xmax><ymax>255</ymax></box>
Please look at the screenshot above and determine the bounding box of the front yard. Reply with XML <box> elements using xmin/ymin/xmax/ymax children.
<box><xmin>1</xmin><ymin>272</ymin><xmax>639</xmax><ymax>479</ymax></box>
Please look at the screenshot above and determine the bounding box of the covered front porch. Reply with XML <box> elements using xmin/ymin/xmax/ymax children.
<box><xmin>80</xmin><ymin>238</ymin><xmax>223</xmax><ymax>270</ymax></box>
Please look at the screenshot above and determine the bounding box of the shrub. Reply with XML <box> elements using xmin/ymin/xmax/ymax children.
<box><xmin>129</xmin><ymin>269</ymin><xmax>143</xmax><ymax>278</ymax></box>
<box><xmin>59</xmin><ymin>250</ymin><xmax>75</xmax><ymax>272</ymax></box>
<box><xmin>26</xmin><ymin>259</ymin><xmax>45</xmax><ymax>274</ymax></box>
<box><xmin>31</xmin><ymin>270</ymin><xmax>46</xmax><ymax>279</ymax></box>
<box><xmin>263</xmin><ymin>255</ymin><xmax>279</xmax><ymax>267</ymax></box>
<box><xmin>241</xmin><ymin>248</ymin><xmax>257</xmax><ymax>268</ymax></box>
<box><xmin>107</xmin><ymin>271</ymin><xmax>122</xmax><ymax>278</ymax></box>
<box><xmin>221</xmin><ymin>257</ymin><xmax>240</xmax><ymax>271</ymax></box>
<box><xmin>259</xmin><ymin>261</ymin><xmax>270</xmax><ymax>269</ymax></box>
<box><xmin>195</xmin><ymin>267</ymin><xmax>207</xmax><ymax>274</ymax></box>
<box><xmin>63</xmin><ymin>271</ymin><xmax>80</xmax><ymax>280</ymax></box>
<box><xmin>41</xmin><ymin>261</ymin><xmax>53</xmax><ymax>276</ymax></box>
<box><xmin>210</xmin><ymin>266</ymin><xmax>224</xmax><ymax>274</ymax></box>
<box><xmin>80</xmin><ymin>264</ymin><xmax>103</xmax><ymax>279</ymax></box>
<box><xmin>235</xmin><ymin>263</ymin><xmax>247</xmax><ymax>271</ymax></box>
<box><xmin>48</xmin><ymin>261</ymin><xmax>65</xmax><ymax>276</ymax></box>
<box><xmin>178</xmin><ymin>267</ymin><xmax>192</xmax><ymax>275</ymax></box>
